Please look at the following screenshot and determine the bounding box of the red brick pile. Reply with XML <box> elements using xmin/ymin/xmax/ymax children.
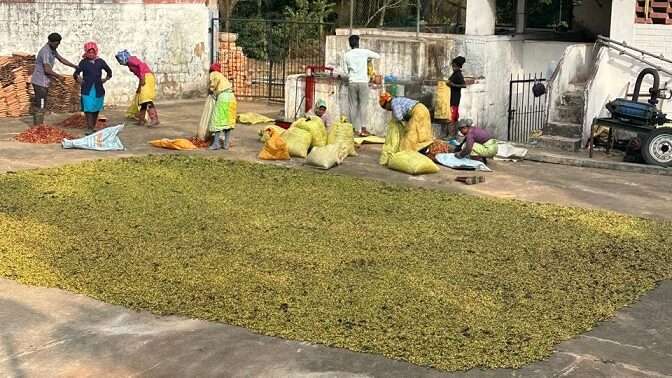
<box><xmin>0</xmin><ymin>54</ymin><xmax>80</xmax><ymax>118</ymax></box>
<box><xmin>219</xmin><ymin>33</ymin><xmax>252</xmax><ymax>97</ymax></box>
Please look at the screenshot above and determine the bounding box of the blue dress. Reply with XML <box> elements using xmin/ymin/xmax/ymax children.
<box><xmin>82</xmin><ymin>86</ymin><xmax>104</xmax><ymax>113</ymax></box>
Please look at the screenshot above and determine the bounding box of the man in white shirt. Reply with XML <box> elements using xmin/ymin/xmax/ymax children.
<box><xmin>342</xmin><ymin>35</ymin><xmax>379</xmax><ymax>136</ymax></box>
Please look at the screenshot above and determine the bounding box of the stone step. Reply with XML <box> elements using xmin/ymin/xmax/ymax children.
<box><xmin>561</xmin><ymin>91</ymin><xmax>585</xmax><ymax>107</ymax></box>
<box><xmin>535</xmin><ymin>135</ymin><xmax>582</xmax><ymax>152</ymax></box>
<box><xmin>544</xmin><ymin>121</ymin><xmax>583</xmax><ymax>139</ymax></box>
<box><xmin>555</xmin><ymin>105</ymin><xmax>584</xmax><ymax>124</ymax></box>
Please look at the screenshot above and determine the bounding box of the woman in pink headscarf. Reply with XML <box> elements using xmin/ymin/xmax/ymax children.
<box><xmin>74</xmin><ymin>42</ymin><xmax>112</xmax><ymax>134</ymax></box>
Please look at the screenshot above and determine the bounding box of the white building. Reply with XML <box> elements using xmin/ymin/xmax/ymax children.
<box><xmin>0</xmin><ymin>0</ymin><xmax>219</xmax><ymax>105</ymax></box>
<box><xmin>286</xmin><ymin>0</ymin><xmax>668</xmax><ymax>150</ymax></box>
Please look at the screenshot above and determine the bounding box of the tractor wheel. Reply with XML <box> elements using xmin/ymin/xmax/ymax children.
<box><xmin>642</xmin><ymin>127</ymin><xmax>672</xmax><ymax>167</ymax></box>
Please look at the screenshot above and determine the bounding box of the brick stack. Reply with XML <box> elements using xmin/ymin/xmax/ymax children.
<box><xmin>637</xmin><ymin>0</ymin><xmax>672</xmax><ymax>24</ymax></box>
<box><xmin>218</xmin><ymin>33</ymin><xmax>252</xmax><ymax>97</ymax></box>
<box><xmin>47</xmin><ymin>76</ymin><xmax>81</xmax><ymax>113</ymax></box>
<box><xmin>0</xmin><ymin>54</ymin><xmax>35</xmax><ymax>117</ymax></box>
<box><xmin>0</xmin><ymin>54</ymin><xmax>80</xmax><ymax>118</ymax></box>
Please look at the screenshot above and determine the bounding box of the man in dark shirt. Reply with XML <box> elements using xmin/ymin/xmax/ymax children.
<box><xmin>448</xmin><ymin>56</ymin><xmax>467</xmax><ymax>126</ymax></box>
<box><xmin>31</xmin><ymin>33</ymin><xmax>78</xmax><ymax>125</ymax></box>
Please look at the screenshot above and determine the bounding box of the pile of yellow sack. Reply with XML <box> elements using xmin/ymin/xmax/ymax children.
<box><xmin>379</xmin><ymin>119</ymin><xmax>439</xmax><ymax>175</ymax></box>
<box><xmin>258</xmin><ymin>116</ymin><xmax>356</xmax><ymax>170</ymax></box>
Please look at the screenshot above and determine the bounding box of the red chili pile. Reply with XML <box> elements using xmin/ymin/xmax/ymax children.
<box><xmin>54</xmin><ymin>113</ymin><xmax>108</xmax><ymax>130</ymax></box>
<box><xmin>189</xmin><ymin>137</ymin><xmax>210</xmax><ymax>149</ymax></box>
<box><xmin>16</xmin><ymin>125</ymin><xmax>75</xmax><ymax>144</ymax></box>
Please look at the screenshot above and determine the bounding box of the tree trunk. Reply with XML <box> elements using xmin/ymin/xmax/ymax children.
<box><xmin>378</xmin><ymin>0</ymin><xmax>388</xmax><ymax>27</ymax></box>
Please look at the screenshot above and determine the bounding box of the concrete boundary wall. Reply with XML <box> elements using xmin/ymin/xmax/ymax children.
<box><xmin>0</xmin><ymin>1</ymin><xmax>211</xmax><ymax>105</ymax></box>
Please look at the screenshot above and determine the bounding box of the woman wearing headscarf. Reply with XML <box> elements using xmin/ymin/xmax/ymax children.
<box><xmin>115</xmin><ymin>50</ymin><xmax>159</xmax><ymax>127</ymax></box>
<box><xmin>208</xmin><ymin>63</ymin><xmax>237</xmax><ymax>150</ymax></box>
<box><xmin>74</xmin><ymin>42</ymin><xmax>112</xmax><ymax>135</ymax></box>
<box><xmin>378</xmin><ymin>92</ymin><xmax>433</xmax><ymax>152</ymax></box>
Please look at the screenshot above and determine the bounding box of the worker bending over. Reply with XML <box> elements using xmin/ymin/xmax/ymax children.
<box><xmin>379</xmin><ymin>92</ymin><xmax>433</xmax><ymax>152</ymax></box>
<box><xmin>455</xmin><ymin>119</ymin><xmax>498</xmax><ymax>162</ymax></box>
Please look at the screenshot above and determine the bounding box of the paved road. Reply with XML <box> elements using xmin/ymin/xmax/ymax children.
<box><xmin>2</xmin><ymin>279</ymin><xmax>671</xmax><ymax>377</ymax></box>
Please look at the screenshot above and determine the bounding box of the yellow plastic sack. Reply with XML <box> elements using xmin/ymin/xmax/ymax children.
<box><xmin>149</xmin><ymin>138</ymin><xmax>197</xmax><ymax>150</ymax></box>
<box><xmin>258</xmin><ymin>128</ymin><xmax>290</xmax><ymax>160</ymax></box>
<box><xmin>197</xmin><ymin>96</ymin><xmax>215</xmax><ymax>141</ymax></box>
<box><xmin>306</xmin><ymin>143</ymin><xmax>349</xmax><ymax>170</ymax></box>
<box><xmin>282</xmin><ymin>127</ymin><xmax>312</xmax><ymax>158</ymax></box>
<box><xmin>434</xmin><ymin>81</ymin><xmax>452</xmax><ymax>120</ymax></box>
<box><xmin>354</xmin><ymin>135</ymin><xmax>386</xmax><ymax>145</ymax></box>
<box><xmin>327</xmin><ymin>116</ymin><xmax>357</xmax><ymax>156</ymax></box>
<box><xmin>379</xmin><ymin>119</ymin><xmax>404</xmax><ymax>166</ymax></box>
<box><xmin>293</xmin><ymin>116</ymin><xmax>327</xmax><ymax>147</ymax></box>
<box><xmin>238</xmin><ymin>112</ymin><xmax>274</xmax><ymax>125</ymax></box>
<box><xmin>258</xmin><ymin>125</ymin><xmax>287</xmax><ymax>143</ymax></box>
<box><xmin>388</xmin><ymin>150</ymin><xmax>439</xmax><ymax>175</ymax></box>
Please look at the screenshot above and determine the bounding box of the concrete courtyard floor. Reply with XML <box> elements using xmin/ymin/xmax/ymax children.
<box><xmin>1</xmin><ymin>100</ymin><xmax>671</xmax><ymax>377</ymax></box>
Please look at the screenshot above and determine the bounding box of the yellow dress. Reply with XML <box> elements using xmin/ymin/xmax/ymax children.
<box><xmin>209</xmin><ymin>71</ymin><xmax>237</xmax><ymax>132</ymax></box>
<box><xmin>401</xmin><ymin>103</ymin><xmax>433</xmax><ymax>152</ymax></box>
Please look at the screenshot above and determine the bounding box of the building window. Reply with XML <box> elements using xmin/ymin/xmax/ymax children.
<box><xmin>497</xmin><ymin>0</ymin><xmax>573</xmax><ymax>31</ymax></box>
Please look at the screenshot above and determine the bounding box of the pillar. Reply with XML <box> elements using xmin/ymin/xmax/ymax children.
<box><xmin>465</xmin><ymin>0</ymin><xmax>497</xmax><ymax>35</ymax></box>
<box><xmin>610</xmin><ymin>0</ymin><xmax>636</xmax><ymax>44</ymax></box>
<box><xmin>516</xmin><ymin>0</ymin><xmax>526</xmax><ymax>34</ymax></box>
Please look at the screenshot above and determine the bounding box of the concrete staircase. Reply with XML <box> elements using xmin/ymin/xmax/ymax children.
<box><xmin>536</xmin><ymin>85</ymin><xmax>585</xmax><ymax>152</ymax></box>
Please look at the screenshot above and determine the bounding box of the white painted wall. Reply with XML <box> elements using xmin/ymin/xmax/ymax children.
<box><xmin>521</xmin><ymin>41</ymin><xmax>579</xmax><ymax>76</ymax></box>
<box><xmin>633</xmin><ymin>24</ymin><xmax>672</xmax><ymax>59</ymax></box>
<box><xmin>326</xmin><ymin>30</ymin><xmax>456</xmax><ymax>81</ymax></box>
<box><xmin>0</xmin><ymin>1</ymin><xmax>211</xmax><ymax>105</ymax></box>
